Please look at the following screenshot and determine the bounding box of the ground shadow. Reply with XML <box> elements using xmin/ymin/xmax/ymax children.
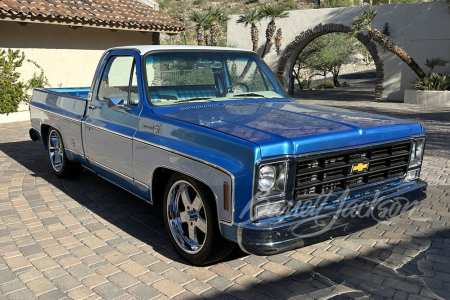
<box><xmin>1</xmin><ymin>138</ymin><xmax>448</xmax><ymax>299</ymax></box>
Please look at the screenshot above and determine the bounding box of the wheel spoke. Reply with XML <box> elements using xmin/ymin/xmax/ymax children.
<box><xmin>188</xmin><ymin>223</ymin><xmax>197</xmax><ymax>243</ymax></box>
<box><xmin>180</xmin><ymin>186</ymin><xmax>191</xmax><ymax>207</ymax></box>
<box><xmin>191</xmin><ymin>195</ymin><xmax>203</xmax><ymax>211</ymax></box>
<box><xmin>195</xmin><ymin>217</ymin><xmax>207</xmax><ymax>234</ymax></box>
<box><xmin>50</xmin><ymin>137</ymin><xmax>58</xmax><ymax>148</ymax></box>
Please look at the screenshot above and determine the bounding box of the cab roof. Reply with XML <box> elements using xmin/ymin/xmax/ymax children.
<box><xmin>108</xmin><ymin>45</ymin><xmax>254</xmax><ymax>55</ymax></box>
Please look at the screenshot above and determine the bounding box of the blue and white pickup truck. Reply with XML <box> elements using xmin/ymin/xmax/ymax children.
<box><xmin>29</xmin><ymin>45</ymin><xmax>427</xmax><ymax>265</ymax></box>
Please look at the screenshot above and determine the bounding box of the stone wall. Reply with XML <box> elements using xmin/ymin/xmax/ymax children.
<box><xmin>227</xmin><ymin>2</ymin><xmax>450</xmax><ymax>101</ymax></box>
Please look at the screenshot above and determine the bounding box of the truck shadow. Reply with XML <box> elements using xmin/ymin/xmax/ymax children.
<box><xmin>1</xmin><ymin>139</ymin><xmax>448</xmax><ymax>299</ymax></box>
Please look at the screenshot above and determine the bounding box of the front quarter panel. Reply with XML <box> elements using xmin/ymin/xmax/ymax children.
<box><xmin>133</xmin><ymin>107</ymin><xmax>260</xmax><ymax>229</ymax></box>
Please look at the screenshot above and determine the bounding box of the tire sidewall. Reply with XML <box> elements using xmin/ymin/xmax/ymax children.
<box><xmin>47</xmin><ymin>128</ymin><xmax>68</xmax><ymax>177</ymax></box>
<box><xmin>163</xmin><ymin>173</ymin><xmax>222</xmax><ymax>265</ymax></box>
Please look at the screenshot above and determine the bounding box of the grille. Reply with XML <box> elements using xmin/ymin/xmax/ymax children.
<box><xmin>295</xmin><ymin>141</ymin><xmax>411</xmax><ymax>200</ymax></box>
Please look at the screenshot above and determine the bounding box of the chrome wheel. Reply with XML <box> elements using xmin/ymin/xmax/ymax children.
<box><xmin>48</xmin><ymin>130</ymin><xmax>64</xmax><ymax>172</ymax></box>
<box><xmin>166</xmin><ymin>180</ymin><xmax>207</xmax><ymax>254</ymax></box>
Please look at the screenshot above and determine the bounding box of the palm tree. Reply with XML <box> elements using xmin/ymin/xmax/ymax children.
<box><xmin>190</xmin><ymin>11</ymin><xmax>209</xmax><ymax>46</ymax></box>
<box><xmin>425</xmin><ymin>57</ymin><xmax>448</xmax><ymax>82</ymax></box>
<box><xmin>207</xmin><ymin>7</ymin><xmax>229</xmax><ymax>46</ymax></box>
<box><xmin>236</xmin><ymin>8</ymin><xmax>262</xmax><ymax>52</ymax></box>
<box><xmin>260</xmin><ymin>4</ymin><xmax>289</xmax><ymax>59</ymax></box>
<box><xmin>350</xmin><ymin>8</ymin><xmax>425</xmax><ymax>79</ymax></box>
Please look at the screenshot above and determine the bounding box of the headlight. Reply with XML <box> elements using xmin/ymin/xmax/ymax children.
<box><xmin>258</xmin><ymin>165</ymin><xmax>276</xmax><ymax>192</ymax></box>
<box><xmin>257</xmin><ymin>162</ymin><xmax>287</xmax><ymax>198</ymax></box>
<box><xmin>409</xmin><ymin>138</ymin><xmax>425</xmax><ymax>168</ymax></box>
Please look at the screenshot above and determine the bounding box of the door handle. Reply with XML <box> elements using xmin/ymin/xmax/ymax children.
<box><xmin>88</xmin><ymin>105</ymin><xmax>99</xmax><ymax>110</ymax></box>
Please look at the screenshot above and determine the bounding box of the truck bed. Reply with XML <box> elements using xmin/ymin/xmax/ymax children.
<box><xmin>30</xmin><ymin>88</ymin><xmax>89</xmax><ymax>165</ymax></box>
<box><xmin>47</xmin><ymin>88</ymin><xmax>90</xmax><ymax>99</ymax></box>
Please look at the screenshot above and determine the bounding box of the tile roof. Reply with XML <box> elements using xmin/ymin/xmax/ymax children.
<box><xmin>0</xmin><ymin>0</ymin><xmax>184</xmax><ymax>32</ymax></box>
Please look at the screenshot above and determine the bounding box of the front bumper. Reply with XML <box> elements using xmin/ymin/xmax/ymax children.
<box><xmin>237</xmin><ymin>179</ymin><xmax>427</xmax><ymax>256</ymax></box>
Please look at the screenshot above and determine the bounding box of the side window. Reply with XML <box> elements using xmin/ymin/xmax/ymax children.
<box><xmin>129</xmin><ymin>64</ymin><xmax>139</xmax><ymax>105</ymax></box>
<box><xmin>97</xmin><ymin>56</ymin><xmax>139</xmax><ymax>105</ymax></box>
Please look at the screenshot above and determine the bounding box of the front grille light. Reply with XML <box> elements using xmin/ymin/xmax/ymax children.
<box><xmin>409</xmin><ymin>138</ymin><xmax>425</xmax><ymax>168</ymax></box>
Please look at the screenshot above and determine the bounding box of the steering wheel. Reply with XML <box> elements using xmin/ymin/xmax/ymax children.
<box><xmin>228</xmin><ymin>82</ymin><xmax>249</xmax><ymax>93</ymax></box>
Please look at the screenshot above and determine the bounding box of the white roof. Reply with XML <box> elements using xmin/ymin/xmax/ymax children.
<box><xmin>109</xmin><ymin>45</ymin><xmax>254</xmax><ymax>54</ymax></box>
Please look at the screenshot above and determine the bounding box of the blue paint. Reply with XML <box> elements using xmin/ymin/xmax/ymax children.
<box><xmin>29</xmin><ymin>47</ymin><xmax>427</xmax><ymax>245</ymax></box>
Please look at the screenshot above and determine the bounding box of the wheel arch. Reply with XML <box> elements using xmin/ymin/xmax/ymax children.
<box><xmin>151</xmin><ymin>166</ymin><xmax>219</xmax><ymax>211</ymax></box>
<box><xmin>40</xmin><ymin>124</ymin><xmax>51</xmax><ymax>146</ymax></box>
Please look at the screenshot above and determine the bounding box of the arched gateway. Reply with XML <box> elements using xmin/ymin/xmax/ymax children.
<box><xmin>277</xmin><ymin>23</ymin><xmax>383</xmax><ymax>100</ymax></box>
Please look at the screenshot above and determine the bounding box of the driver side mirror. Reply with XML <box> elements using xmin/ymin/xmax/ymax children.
<box><xmin>108</xmin><ymin>97</ymin><xmax>130</xmax><ymax>111</ymax></box>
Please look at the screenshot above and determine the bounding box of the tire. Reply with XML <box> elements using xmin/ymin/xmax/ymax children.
<box><xmin>47</xmin><ymin>128</ymin><xmax>83</xmax><ymax>178</ymax></box>
<box><xmin>163</xmin><ymin>173</ymin><xmax>235</xmax><ymax>265</ymax></box>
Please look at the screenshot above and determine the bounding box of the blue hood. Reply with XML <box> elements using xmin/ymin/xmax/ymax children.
<box><xmin>153</xmin><ymin>100</ymin><xmax>424</xmax><ymax>157</ymax></box>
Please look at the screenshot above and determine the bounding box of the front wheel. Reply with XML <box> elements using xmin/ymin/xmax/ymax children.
<box><xmin>163</xmin><ymin>173</ymin><xmax>235</xmax><ymax>265</ymax></box>
<box><xmin>47</xmin><ymin>128</ymin><xmax>82</xmax><ymax>178</ymax></box>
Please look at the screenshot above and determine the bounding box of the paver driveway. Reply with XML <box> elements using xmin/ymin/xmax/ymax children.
<box><xmin>0</xmin><ymin>100</ymin><xmax>449</xmax><ymax>300</ymax></box>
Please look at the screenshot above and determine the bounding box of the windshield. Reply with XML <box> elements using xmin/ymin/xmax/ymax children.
<box><xmin>144</xmin><ymin>51</ymin><xmax>286</xmax><ymax>106</ymax></box>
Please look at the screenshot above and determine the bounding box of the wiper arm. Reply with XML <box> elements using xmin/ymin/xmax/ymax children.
<box><xmin>175</xmin><ymin>97</ymin><xmax>213</xmax><ymax>103</ymax></box>
<box><xmin>233</xmin><ymin>93</ymin><xmax>265</xmax><ymax>98</ymax></box>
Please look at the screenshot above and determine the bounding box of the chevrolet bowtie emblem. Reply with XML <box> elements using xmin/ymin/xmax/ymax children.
<box><xmin>351</xmin><ymin>162</ymin><xmax>369</xmax><ymax>173</ymax></box>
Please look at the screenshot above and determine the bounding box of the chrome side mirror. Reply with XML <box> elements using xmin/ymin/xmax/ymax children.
<box><xmin>108</xmin><ymin>97</ymin><xmax>130</xmax><ymax>111</ymax></box>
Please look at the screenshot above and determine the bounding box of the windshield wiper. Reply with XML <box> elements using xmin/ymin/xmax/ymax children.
<box><xmin>175</xmin><ymin>97</ymin><xmax>213</xmax><ymax>103</ymax></box>
<box><xmin>233</xmin><ymin>93</ymin><xmax>265</xmax><ymax>98</ymax></box>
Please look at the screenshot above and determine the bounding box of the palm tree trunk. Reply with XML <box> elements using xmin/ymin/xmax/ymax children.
<box><xmin>261</xmin><ymin>20</ymin><xmax>276</xmax><ymax>59</ymax></box>
<box><xmin>197</xmin><ymin>26</ymin><xmax>204</xmax><ymax>46</ymax></box>
<box><xmin>205</xmin><ymin>32</ymin><xmax>211</xmax><ymax>46</ymax></box>
<box><xmin>368</xmin><ymin>29</ymin><xmax>425</xmax><ymax>79</ymax></box>
<box><xmin>210</xmin><ymin>24</ymin><xmax>219</xmax><ymax>46</ymax></box>
<box><xmin>391</xmin><ymin>45</ymin><xmax>426</xmax><ymax>79</ymax></box>
<box><xmin>251</xmin><ymin>24</ymin><xmax>259</xmax><ymax>52</ymax></box>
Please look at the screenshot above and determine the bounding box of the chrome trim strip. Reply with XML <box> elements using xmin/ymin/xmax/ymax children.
<box><xmin>150</xmin><ymin>165</ymin><xmax>231</xmax><ymax>226</ymax></box>
<box><xmin>30</xmin><ymin>105</ymin><xmax>81</xmax><ymax>124</ymax></box>
<box><xmin>65</xmin><ymin>148</ymin><xmax>84</xmax><ymax>157</ymax></box>
<box><xmin>134</xmin><ymin>138</ymin><xmax>234</xmax><ymax>178</ymax></box>
<box><xmin>135</xmin><ymin>179</ymin><xmax>150</xmax><ymax>189</ymax></box>
<box><xmin>87</xmin><ymin>157</ymin><xmax>134</xmax><ymax>181</ymax></box>
<box><xmin>134</xmin><ymin>138</ymin><xmax>235</xmax><ymax>224</ymax></box>
<box><xmin>82</xmin><ymin>165</ymin><xmax>95</xmax><ymax>173</ymax></box>
<box><xmin>84</xmin><ymin>123</ymin><xmax>133</xmax><ymax>140</ymax></box>
<box><xmin>294</xmin><ymin>137</ymin><xmax>413</xmax><ymax>159</ymax></box>
<box><xmin>98</xmin><ymin>174</ymin><xmax>150</xmax><ymax>204</ymax></box>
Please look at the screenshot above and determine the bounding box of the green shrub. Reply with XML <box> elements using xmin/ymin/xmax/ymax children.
<box><xmin>315</xmin><ymin>80</ymin><xmax>334</xmax><ymax>89</ymax></box>
<box><xmin>0</xmin><ymin>49</ymin><xmax>26</xmax><ymax>115</ymax></box>
<box><xmin>411</xmin><ymin>74</ymin><xmax>450</xmax><ymax>91</ymax></box>
<box><xmin>410</xmin><ymin>57</ymin><xmax>450</xmax><ymax>91</ymax></box>
<box><xmin>25</xmin><ymin>59</ymin><xmax>50</xmax><ymax>103</ymax></box>
<box><xmin>341</xmin><ymin>81</ymin><xmax>350</xmax><ymax>88</ymax></box>
<box><xmin>284</xmin><ymin>0</ymin><xmax>298</xmax><ymax>10</ymax></box>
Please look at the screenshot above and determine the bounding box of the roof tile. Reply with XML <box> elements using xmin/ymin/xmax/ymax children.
<box><xmin>0</xmin><ymin>0</ymin><xmax>184</xmax><ymax>32</ymax></box>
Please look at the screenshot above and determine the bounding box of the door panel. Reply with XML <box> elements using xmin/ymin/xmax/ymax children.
<box><xmin>84</xmin><ymin>52</ymin><xmax>142</xmax><ymax>193</ymax></box>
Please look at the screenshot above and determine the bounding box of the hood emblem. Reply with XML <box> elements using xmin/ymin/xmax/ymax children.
<box><xmin>351</xmin><ymin>162</ymin><xmax>369</xmax><ymax>173</ymax></box>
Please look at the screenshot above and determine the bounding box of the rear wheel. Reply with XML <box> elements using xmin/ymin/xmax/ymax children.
<box><xmin>47</xmin><ymin>128</ymin><xmax>82</xmax><ymax>178</ymax></box>
<box><xmin>163</xmin><ymin>173</ymin><xmax>235</xmax><ymax>265</ymax></box>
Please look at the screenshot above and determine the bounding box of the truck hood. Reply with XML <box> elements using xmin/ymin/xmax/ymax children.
<box><xmin>153</xmin><ymin>100</ymin><xmax>424</xmax><ymax>157</ymax></box>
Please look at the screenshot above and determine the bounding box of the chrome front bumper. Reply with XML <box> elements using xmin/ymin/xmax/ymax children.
<box><xmin>237</xmin><ymin>179</ymin><xmax>427</xmax><ymax>256</ymax></box>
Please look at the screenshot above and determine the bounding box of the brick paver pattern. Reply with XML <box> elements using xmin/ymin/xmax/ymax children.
<box><xmin>0</xmin><ymin>99</ymin><xmax>449</xmax><ymax>300</ymax></box>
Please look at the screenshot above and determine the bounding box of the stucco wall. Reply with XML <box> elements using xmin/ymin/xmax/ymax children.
<box><xmin>227</xmin><ymin>2</ymin><xmax>450</xmax><ymax>100</ymax></box>
<box><xmin>0</xmin><ymin>21</ymin><xmax>155</xmax><ymax>89</ymax></box>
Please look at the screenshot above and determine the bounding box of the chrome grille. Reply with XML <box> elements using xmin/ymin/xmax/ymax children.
<box><xmin>295</xmin><ymin>141</ymin><xmax>411</xmax><ymax>200</ymax></box>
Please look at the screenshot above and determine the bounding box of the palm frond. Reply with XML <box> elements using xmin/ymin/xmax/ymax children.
<box><xmin>260</xmin><ymin>4</ymin><xmax>289</xmax><ymax>22</ymax></box>
<box><xmin>349</xmin><ymin>7</ymin><xmax>377</xmax><ymax>35</ymax></box>
<box><xmin>189</xmin><ymin>11</ymin><xmax>209</xmax><ymax>28</ymax></box>
<box><xmin>207</xmin><ymin>7</ymin><xmax>230</xmax><ymax>25</ymax></box>
<box><xmin>236</xmin><ymin>8</ymin><xmax>262</xmax><ymax>27</ymax></box>
<box><xmin>425</xmin><ymin>57</ymin><xmax>449</xmax><ymax>72</ymax></box>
